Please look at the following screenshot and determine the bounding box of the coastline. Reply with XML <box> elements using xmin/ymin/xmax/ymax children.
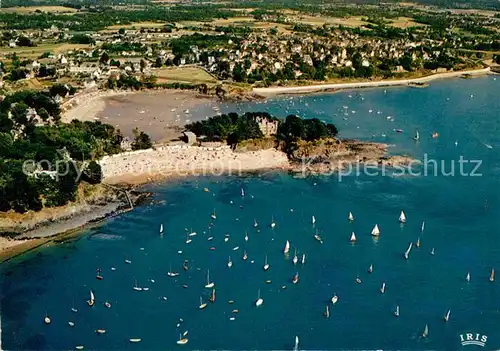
<box><xmin>252</xmin><ymin>67</ymin><xmax>492</xmax><ymax>95</ymax></box>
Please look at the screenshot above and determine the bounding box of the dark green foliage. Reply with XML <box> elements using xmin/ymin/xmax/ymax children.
<box><xmin>70</xmin><ymin>34</ymin><xmax>95</xmax><ymax>44</ymax></box>
<box><xmin>82</xmin><ymin>161</ymin><xmax>103</xmax><ymax>184</ymax></box>
<box><xmin>170</xmin><ymin>33</ymin><xmax>236</xmax><ymax>56</ymax></box>
<box><xmin>131</xmin><ymin>128</ymin><xmax>153</xmax><ymax>150</ymax></box>
<box><xmin>16</xmin><ymin>35</ymin><xmax>34</xmax><ymax>47</ymax></box>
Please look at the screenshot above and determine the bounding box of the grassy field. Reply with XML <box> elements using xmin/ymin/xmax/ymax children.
<box><xmin>388</xmin><ymin>17</ymin><xmax>426</xmax><ymax>28</ymax></box>
<box><xmin>0</xmin><ymin>6</ymin><xmax>77</xmax><ymax>13</ymax></box>
<box><xmin>153</xmin><ymin>67</ymin><xmax>217</xmax><ymax>84</ymax></box>
<box><xmin>104</xmin><ymin>22</ymin><xmax>167</xmax><ymax>31</ymax></box>
<box><xmin>292</xmin><ymin>14</ymin><xmax>369</xmax><ymax>28</ymax></box>
<box><xmin>0</xmin><ymin>43</ymin><xmax>90</xmax><ymax>59</ymax></box>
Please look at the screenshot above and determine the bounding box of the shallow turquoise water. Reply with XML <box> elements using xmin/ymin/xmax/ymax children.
<box><xmin>2</xmin><ymin>77</ymin><xmax>500</xmax><ymax>350</ymax></box>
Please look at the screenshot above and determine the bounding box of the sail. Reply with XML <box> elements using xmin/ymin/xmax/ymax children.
<box><xmin>160</xmin><ymin>223</ymin><xmax>163</xmax><ymax>233</ymax></box>
<box><xmin>404</xmin><ymin>242</ymin><xmax>413</xmax><ymax>259</ymax></box>
<box><xmin>284</xmin><ymin>240</ymin><xmax>290</xmax><ymax>254</ymax></box>
<box><xmin>294</xmin><ymin>336</ymin><xmax>299</xmax><ymax>351</ymax></box>
<box><xmin>241</xmin><ymin>188</ymin><xmax>245</xmax><ymax>197</ymax></box>
<box><xmin>414</xmin><ymin>129</ymin><xmax>420</xmax><ymax>141</ymax></box>
<box><xmin>312</xmin><ymin>215</ymin><xmax>316</xmax><ymax>225</ymax></box>
<box><xmin>348</xmin><ymin>212</ymin><xmax>354</xmax><ymax>221</ymax></box>
<box><xmin>90</xmin><ymin>289</ymin><xmax>95</xmax><ymax>302</ymax></box>
<box><xmin>444</xmin><ymin>310</ymin><xmax>450</xmax><ymax>321</ymax></box>
<box><xmin>371</xmin><ymin>224</ymin><xmax>380</xmax><ymax>236</ymax></box>
<box><xmin>421</xmin><ymin>221</ymin><xmax>425</xmax><ymax>232</ymax></box>
<box><xmin>490</xmin><ymin>268</ymin><xmax>495</xmax><ymax>281</ymax></box>
<box><xmin>399</xmin><ymin>211</ymin><xmax>406</xmax><ymax>223</ymax></box>
<box><xmin>350</xmin><ymin>232</ymin><xmax>356</xmax><ymax>242</ymax></box>
<box><xmin>423</xmin><ymin>324</ymin><xmax>429</xmax><ymax>338</ymax></box>
<box><xmin>466</xmin><ymin>272</ymin><xmax>470</xmax><ymax>281</ymax></box>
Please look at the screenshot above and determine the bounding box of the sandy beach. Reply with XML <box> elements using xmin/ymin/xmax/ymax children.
<box><xmin>62</xmin><ymin>89</ymin><xmax>217</xmax><ymax>142</ymax></box>
<box><xmin>253</xmin><ymin>67</ymin><xmax>492</xmax><ymax>95</ymax></box>
<box><xmin>100</xmin><ymin>145</ymin><xmax>291</xmax><ymax>185</ymax></box>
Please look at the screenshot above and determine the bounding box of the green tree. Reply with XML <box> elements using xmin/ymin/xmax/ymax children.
<box><xmin>100</xmin><ymin>51</ymin><xmax>110</xmax><ymax>64</ymax></box>
<box><xmin>132</xmin><ymin>128</ymin><xmax>153</xmax><ymax>150</ymax></box>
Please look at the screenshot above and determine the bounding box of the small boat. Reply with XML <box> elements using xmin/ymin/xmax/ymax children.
<box><xmin>227</xmin><ymin>256</ymin><xmax>233</xmax><ymax>268</ymax></box>
<box><xmin>283</xmin><ymin>241</ymin><xmax>290</xmax><ymax>255</ymax></box>
<box><xmin>177</xmin><ymin>333</ymin><xmax>189</xmax><ymax>345</ymax></box>
<box><xmin>96</xmin><ymin>329</ymin><xmax>106</xmax><ymax>334</ymax></box>
<box><xmin>185</xmin><ymin>233</ymin><xmax>192</xmax><ymax>244</ymax></box>
<box><xmin>133</xmin><ymin>279</ymin><xmax>142</xmax><ymax>291</ymax></box>
<box><xmin>242</xmin><ymin>250</ymin><xmax>248</xmax><ymax>261</ymax></box>
<box><xmin>44</xmin><ymin>314</ymin><xmax>51</xmax><ymax>324</ymax></box>
<box><xmin>394</xmin><ymin>128</ymin><xmax>404</xmax><ymax>133</ymax></box>
<box><xmin>142</xmin><ymin>287</ymin><xmax>149</xmax><ymax>291</ymax></box>
<box><xmin>416</xmin><ymin>237</ymin><xmax>421</xmax><ymax>248</ymax></box>
<box><xmin>125</xmin><ymin>259</ymin><xmax>131</xmax><ymax>264</ymax></box>
<box><xmin>71</xmin><ymin>307</ymin><xmax>78</xmax><ymax>313</ymax></box>
<box><xmin>159</xmin><ymin>223</ymin><xmax>164</xmax><ymax>235</ymax></box>
<box><xmin>421</xmin><ymin>221</ymin><xmax>425</xmax><ymax>232</ymax></box>
<box><xmin>356</xmin><ymin>277</ymin><xmax>362</xmax><ymax>284</ymax></box>
<box><xmin>430</xmin><ymin>248</ymin><xmax>435</xmax><ymax>256</ymax></box>
<box><xmin>444</xmin><ymin>310</ymin><xmax>450</xmax><ymax>322</ymax></box>
<box><xmin>404</xmin><ymin>242</ymin><xmax>412</xmax><ymax>260</ymax></box>
<box><xmin>75</xmin><ymin>346</ymin><xmax>84</xmax><ymax>350</ymax></box>
<box><xmin>466</xmin><ymin>272</ymin><xmax>471</xmax><ymax>282</ymax></box>
<box><xmin>205</xmin><ymin>270</ymin><xmax>215</xmax><ymax>288</ymax></box>
<box><xmin>394</xmin><ymin>305</ymin><xmax>400</xmax><ymax>317</ymax></box>
<box><xmin>293</xmin><ymin>335</ymin><xmax>299</xmax><ymax>351</ymax></box>
<box><xmin>350</xmin><ymin>232</ymin><xmax>357</xmax><ymax>242</ymax></box>
<box><xmin>270</xmin><ymin>216</ymin><xmax>276</xmax><ymax>228</ymax></box>
<box><xmin>104</xmin><ymin>301</ymin><xmax>111</xmax><ymax>308</ymax></box>
<box><xmin>489</xmin><ymin>268</ymin><xmax>495</xmax><ymax>282</ymax></box>
<box><xmin>292</xmin><ymin>272</ymin><xmax>299</xmax><ymax>284</ymax></box>
<box><xmin>87</xmin><ymin>289</ymin><xmax>95</xmax><ymax>306</ymax></box>
<box><xmin>188</xmin><ymin>230</ymin><xmax>197</xmax><ymax>237</ymax></box>
<box><xmin>209</xmin><ymin>288</ymin><xmax>216</xmax><ymax>303</ymax></box>
<box><xmin>199</xmin><ymin>296</ymin><xmax>207</xmax><ymax>309</ymax></box>
<box><xmin>241</xmin><ymin>188</ymin><xmax>245</xmax><ymax>197</ymax></box>
<box><xmin>399</xmin><ymin>211</ymin><xmax>406</xmax><ymax>223</ymax></box>
<box><xmin>413</xmin><ymin>129</ymin><xmax>420</xmax><ymax>141</ymax></box>
<box><xmin>183</xmin><ymin>260</ymin><xmax>189</xmax><ymax>271</ymax></box>
<box><xmin>253</xmin><ymin>219</ymin><xmax>259</xmax><ymax>228</ymax></box>
<box><xmin>422</xmin><ymin>324</ymin><xmax>429</xmax><ymax>338</ymax></box>
<box><xmin>301</xmin><ymin>253</ymin><xmax>306</xmax><ymax>265</ymax></box>
<box><xmin>292</xmin><ymin>249</ymin><xmax>298</xmax><ymax>265</ymax></box>
<box><xmin>331</xmin><ymin>295</ymin><xmax>338</xmax><ymax>305</ymax></box>
<box><xmin>380</xmin><ymin>282</ymin><xmax>386</xmax><ymax>294</ymax></box>
<box><xmin>211</xmin><ymin>209</ymin><xmax>217</xmax><ymax>220</ymax></box>
<box><xmin>368</xmin><ymin>264</ymin><xmax>373</xmax><ymax>274</ymax></box>
<box><xmin>68</xmin><ymin>321</ymin><xmax>75</xmax><ymax>327</ymax></box>
<box><xmin>96</xmin><ymin>268</ymin><xmax>103</xmax><ymax>280</ymax></box>
<box><xmin>432</xmin><ymin>132</ymin><xmax>439</xmax><ymax>139</ymax></box>
<box><xmin>314</xmin><ymin>230</ymin><xmax>323</xmax><ymax>244</ymax></box>
<box><xmin>324</xmin><ymin>305</ymin><xmax>330</xmax><ymax>318</ymax></box>
<box><xmin>263</xmin><ymin>254</ymin><xmax>270</xmax><ymax>271</ymax></box>
<box><xmin>371</xmin><ymin>224</ymin><xmax>380</xmax><ymax>236</ymax></box>
<box><xmin>129</xmin><ymin>338</ymin><xmax>141</xmax><ymax>343</ymax></box>
<box><xmin>312</xmin><ymin>215</ymin><xmax>316</xmax><ymax>225</ymax></box>
<box><xmin>167</xmin><ymin>265</ymin><xmax>179</xmax><ymax>277</ymax></box>
<box><xmin>255</xmin><ymin>289</ymin><xmax>263</xmax><ymax>307</ymax></box>
<box><xmin>348</xmin><ymin>212</ymin><xmax>354</xmax><ymax>222</ymax></box>
<box><xmin>244</xmin><ymin>232</ymin><xmax>249</xmax><ymax>242</ymax></box>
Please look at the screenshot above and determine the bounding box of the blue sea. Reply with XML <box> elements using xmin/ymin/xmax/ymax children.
<box><xmin>2</xmin><ymin>76</ymin><xmax>500</xmax><ymax>350</ymax></box>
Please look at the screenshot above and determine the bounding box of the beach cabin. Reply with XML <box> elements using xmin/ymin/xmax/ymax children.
<box><xmin>183</xmin><ymin>131</ymin><xmax>197</xmax><ymax>145</ymax></box>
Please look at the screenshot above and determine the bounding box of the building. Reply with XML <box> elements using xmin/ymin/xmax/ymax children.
<box><xmin>183</xmin><ymin>131</ymin><xmax>197</xmax><ymax>144</ymax></box>
<box><xmin>256</xmin><ymin>117</ymin><xmax>278</xmax><ymax>137</ymax></box>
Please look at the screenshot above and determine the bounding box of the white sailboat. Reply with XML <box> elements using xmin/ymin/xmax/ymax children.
<box><xmin>422</xmin><ymin>324</ymin><xmax>429</xmax><ymax>338</ymax></box>
<box><xmin>199</xmin><ymin>296</ymin><xmax>207</xmax><ymax>310</ymax></box>
<box><xmin>167</xmin><ymin>264</ymin><xmax>179</xmax><ymax>277</ymax></box>
<box><xmin>293</xmin><ymin>335</ymin><xmax>299</xmax><ymax>351</ymax></box>
<box><xmin>133</xmin><ymin>279</ymin><xmax>142</xmax><ymax>291</ymax></box>
<box><xmin>242</xmin><ymin>250</ymin><xmax>248</xmax><ymax>261</ymax></box>
<box><xmin>211</xmin><ymin>209</ymin><xmax>217</xmax><ymax>220</ymax></box>
<box><xmin>331</xmin><ymin>294</ymin><xmax>339</xmax><ymax>305</ymax></box>
<box><xmin>371</xmin><ymin>224</ymin><xmax>380</xmax><ymax>236</ymax></box>
<box><xmin>263</xmin><ymin>254</ymin><xmax>270</xmax><ymax>271</ymax></box>
<box><xmin>159</xmin><ymin>223</ymin><xmax>164</xmax><ymax>235</ymax></box>
<box><xmin>466</xmin><ymin>272</ymin><xmax>471</xmax><ymax>282</ymax></box>
<box><xmin>44</xmin><ymin>314</ymin><xmax>51</xmax><ymax>324</ymax></box>
<box><xmin>205</xmin><ymin>270</ymin><xmax>215</xmax><ymax>288</ymax></box>
<box><xmin>413</xmin><ymin>129</ymin><xmax>420</xmax><ymax>141</ymax></box>
<box><xmin>241</xmin><ymin>188</ymin><xmax>245</xmax><ymax>197</ymax></box>
<box><xmin>324</xmin><ymin>305</ymin><xmax>330</xmax><ymax>319</ymax></box>
<box><xmin>244</xmin><ymin>232</ymin><xmax>249</xmax><ymax>242</ymax></box>
<box><xmin>416</xmin><ymin>237</ymin><xmax>421</xmax><ymax>248</ymax></box>
<box><xmin>421</xmin><ymin>221</ymin><xmax>425</xmax><ymax>232</ymax></box>
<box><xmin>380</xmin><ymin>282</ymin><xmax>386</xmax><ymax>294</ymax></box>
<box><xmin>301</xmin><ymin>253</ymin><xmax>306</xmax><ymax>265</ymax></box>
<box><xmin>270</xmin><ymin>216</ymin><xmax>276</xmax><ymax>228</ymax></box>
<box><xmin>87</xmin><ymin>289</ymin><xmax>95</xmax><ymax>306</ymax></box>
<box><xmin>227</xmin><ymin>256</ymin><xmax>233</xmax><ymax>268</ymax></box>
<box><xmin>253</xmin><ymin>219</ymin><xmax>259</xmax><ymax>228</ymax></box>
<box><xmin>185</xmin><ymin>232</ymin><xmax>192</xmax><ymax>244</ymax></box>
<box><xmin>176</xmin><ymin>333</ymin><xmax>189</xmax><ymax>345</ymax></box>
<box><xmin>255</xmin><ymin>289</ymin><xmax>263</xmax><ymax>307</ymax></box>
<box><xmin>430</xmin><ymin>248</ymin><xmax>435</xmax><ymax>256</ymax></box>
<box><xmin>444</xmin><ymin>310</ymin><xmax>450</xmax><ymax>322</ymax></box>
<box><xmin>394</xmin><ymin>305</ymin><xmax>400</xmax><ymax>317</ymax></box>
<box><xmin>314</xmin><ymin>229</ymin><xmax>323</xmax><ymax>243</ymax></box>
<box><xmin>350</xmin><ymin>232</ymin><xmax>357</xmax><ymax>242</ymax></box>
<box><xmin>348</xmin><ymin>212</ymin><xmax>354</xmax><ymax>222</ymax></box>
<box><xmin>283</xmin><ymin>240</ymin><xmax>290</xmax><ymax>255</ymax></box>
<box><xmin>404</xmin><ymin>242</ymin><xmax>412</xmax><ymax>260</ymax></box>
<box><xmin>292</xmin><ymin>249</ymin><xmax>298</xmax><ymax>265</ymax></box>
<box><xmin>368</xmin><ymin>264</ymin><xmax>373</xmax><ymax>274</ymax></box>
<box><xmin>312</xmin><ymin>215</ymin><xmax>316</xmax><ymax>225</ymax></box>
<box><xmin>399</xmin><ymin>211</ymin><xmax>406</xmax><ymax>223</ymax></box>
<box><xmin>129</xmin><ymin>338</ymin><xmax>141</xmax><ymax>343</ymax></box>
<box><xmin>489</xmin><ymin>268</ymin><xmax>495</xmax><ymax>282</ymax></box>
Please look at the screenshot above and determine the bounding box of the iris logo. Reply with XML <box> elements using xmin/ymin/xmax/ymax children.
<box><xmin>460</xmin><ymin>332</ymin><xmax>488</xmax><ymax>347</ymax></box>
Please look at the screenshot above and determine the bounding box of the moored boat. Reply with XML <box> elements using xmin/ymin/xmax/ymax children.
<box><xmin>371</xmin><ymin>224</ymin><xmax>380</xmax><ymax>236</ymax></box>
